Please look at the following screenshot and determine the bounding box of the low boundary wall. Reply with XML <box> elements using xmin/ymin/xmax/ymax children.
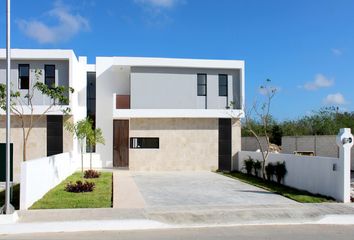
<box><xmin>234</xmin><ymin>151</ymin><xmax>345</xmax><ymax>201</ymax></box>
<box><xmin>20</xmin><ymin>152</ymin><xmax>78</xmax><ymax>210</ymax></box>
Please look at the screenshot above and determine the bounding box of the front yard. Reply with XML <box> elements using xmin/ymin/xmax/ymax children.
<box><xmin>30</xmin><ymin>171</ymin><xmax>113</xmax><ymax>209</ymax></box>
<box><xmin>221</xmin><ymin>171</ymin><xmax>334</xmax><ymax>203</ymax></box>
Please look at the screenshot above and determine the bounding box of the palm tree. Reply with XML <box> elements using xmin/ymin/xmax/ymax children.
<box><xmin>86</xmin><ymin>127</ymin><xmax>105</xmax><ymax>170</ymax></box>
<box><xmin>64</xmin><ymin>118</ymin><xmax>92</xmax><ymax>172</ymax></box>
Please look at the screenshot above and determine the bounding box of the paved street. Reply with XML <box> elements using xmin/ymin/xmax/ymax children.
<box><xmin>1</xmin><ymin>225</ymin><xmax>354</xmax><ymax>240</ymax></box>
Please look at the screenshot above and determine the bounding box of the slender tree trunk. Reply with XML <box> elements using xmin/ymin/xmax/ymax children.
<box><xmin>80</xmin><ymin>143</ymin><xmax>84</xmax><ymax>173</ymax></box>
<box><xmin>21</xmin><ymin>119</ymin><xmax>27</xmax><ymax>161</ymax></box>
<box><xmin>90</xmin><ymin>145</ymin><xmax>92</xmax><ymax>170</ymax></box>
<box><xmin>23</xmin><ymin>135</ymin><xmax>26</xmax><ymax>162</ymax></box>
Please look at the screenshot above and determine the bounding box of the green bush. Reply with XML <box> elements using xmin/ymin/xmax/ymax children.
<box><xmin>244</xmin><ymin>157</ymin><xmax>255</xmax><ymax>175</ymax></box>
<box><xmin>265</xmin><ymin>162</ymin><xmax>275</xmax><ymax>181</ymax></box>
<box><xmin>253</xmin><ymin>160</ymin><xmax>262</xmax><ymax>177</ymax></box>
<box><xmin>275</xmin><ymin>161</ymin><xmax>287</xmax><ymax>184</ymax></box>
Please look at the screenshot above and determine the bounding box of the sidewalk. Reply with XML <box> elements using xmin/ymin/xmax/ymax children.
<box><xmin>1</xmin><ymin>203</ymin><xmax>354</xmax><ymax>235</ymax></box>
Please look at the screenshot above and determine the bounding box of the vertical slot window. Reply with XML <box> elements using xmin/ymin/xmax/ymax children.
<box><xmin>18</xmin><ymin>64</ymin><xmax>30</xmax><ymax>90</ymax></box>
<box><xmin>197</xmin><ymin>73</ymin><xmax>207</xmax><ymax>96</ymax></box>
<box><xmin>219</xmin><ymin>74</ymin><xmax>228</xmax><ymax>97</ymax></box>
<box><xmin>45</xmin><ymin>65</ymin><xmax>56</xmax><ymax>88</ymax></box>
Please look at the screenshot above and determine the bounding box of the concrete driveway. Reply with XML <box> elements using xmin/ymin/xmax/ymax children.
<box><xmin>113</xmin><ymin>171</ymin><xmax>295</xmax><ymax>209</ymax></box>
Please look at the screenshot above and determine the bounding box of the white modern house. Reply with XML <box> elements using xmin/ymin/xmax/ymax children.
<box><xmin>96</xmin><ymin>57</ymin><xmax>245</xmax><ymax>171</ymax></box>
<box><xmin>0</xmin><ymin>49</ymin><xmax>245</xmax><ymax>181</ymax></box>
<box><xmin>0</xmin><ymin>49</ymin><xmax>87</xmax><ymax>182</ymax></box>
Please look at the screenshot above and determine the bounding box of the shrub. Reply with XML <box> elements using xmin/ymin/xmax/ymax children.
<box><xmin>65</xmin><ymin>181</ymin><xmax>95</xmax><ymax>193</ymax></box>
<box><xmin>253</xmin><ymin>160</ymin><xmax>262</xmax><ymax>177</ymax></box>
<box><xmin>265</xmin><ymin>162</ymin><xmax>275</xmax><ymax>181</ymax></box>
<box><xmin>84</xmin><ymin>170</ymin><xmax>101</xmax><ymax>179</ymax></box>
<box><xmin>275</xmin><ymin>161</ymin><xmax>287</xmax><ymax>184</ymax></box>
<box><xmin>244</xmin><ymin>157</ymin><xmax>255</xmax><ymax>175</ymax></box>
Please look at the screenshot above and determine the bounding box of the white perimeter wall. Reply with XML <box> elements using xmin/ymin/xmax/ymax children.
<box><xmin>20</xmin><ymin>152</ymin><xmax>78</xmax><ymax>209</ymax></box>
<box><xmin>235</xmin><ymin>151</ymin><xmax>344</xmax><ymax>201</ymax></box>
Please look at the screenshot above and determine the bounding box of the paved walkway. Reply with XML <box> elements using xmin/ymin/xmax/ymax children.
<box><xmin>113</xmin><ymin>170</ymin><xmax>146</xmax><ymax>209</ymax></box>
<box><xmin>113</xmin><ymin>171</ymin><xmax>294</xmax><ymax>209</ymax></box>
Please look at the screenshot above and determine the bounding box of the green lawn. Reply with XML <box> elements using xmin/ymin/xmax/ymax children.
<box><xmin>30</xmin><ymin>172</ymin><xmax>113</xmax><ymax>209</ymax></box>
<box><xmin>221</xmin><ymin>171</ymin><xmax>334</xmax><ymax>203</ymax></box>
<box><xmin>0</xmin><ymin>184</ymin><xmax>20</xmax><ymax>210</ymax></box>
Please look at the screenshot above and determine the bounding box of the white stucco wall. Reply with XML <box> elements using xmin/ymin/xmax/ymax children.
<box><xmin>130</xmin><ymin>67</ymin><xmax>240</xmax><ymax>110</ymax></box>
<box><xmin>20</xmin><ymin>152</ymin><xmax>78</xmax><ymax>209</ymax></box>
<box><xmin>235</xmin><ymin>151</ymin><xmax>346</xmax><ymax>201</ymax></box>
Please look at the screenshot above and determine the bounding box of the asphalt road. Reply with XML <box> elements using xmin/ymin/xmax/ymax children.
<box><xmin>1</xmin><ymin>225</ymin><xmax>354</xmax><ymax>240</ymax></box>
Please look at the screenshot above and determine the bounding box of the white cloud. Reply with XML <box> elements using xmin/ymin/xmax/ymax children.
<box><xmin>303</xmin><ymin>74</ymin><xmax>334</xmax><ymax>91</ymax></box>
<box><xmin>331</xmin><ymin>48</ymin><xmax>343</xmax><ymax>56</ymax></box>
<box><xmin>134</xmin><ymin>0</ymin><xmax>181</xmax><ymax>8</ymax></box>
<box><xmin>17</xmin><ymin>1</ymin><xmax>89</xmax><ymax>44</ymax></box>
<box><xmin>323</xmin><ymin>93</ymin><xmax>347</xmax><ymax>105</ymax></box>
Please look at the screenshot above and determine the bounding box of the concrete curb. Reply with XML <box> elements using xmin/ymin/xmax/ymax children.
<box><xmin>0</xmin><ymin>211</ymin><xmax>18</xmax><ymax>225</ymax></box>
<box><xmin>1</xmin><ymin>214</ymin><xmax>354</xmax><ymax>235</ymax></box>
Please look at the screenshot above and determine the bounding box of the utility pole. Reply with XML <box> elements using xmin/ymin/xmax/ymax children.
<box><xmin>2</xmin><ymin>0</ymin><xmax>14</xmax><ymax>215</ymax></box>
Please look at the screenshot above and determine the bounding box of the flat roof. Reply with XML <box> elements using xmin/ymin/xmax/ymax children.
<box><xmin>97</xmin><ymin>56</ymin><xmax>244</xmax><ymax>69</ymax></box>
<box><xmin>0</xmin><ymin>49</ymin><xmax>77</xmax><ymax>61</ymax></box>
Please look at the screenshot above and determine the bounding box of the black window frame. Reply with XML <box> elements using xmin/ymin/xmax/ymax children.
<box><xmin>130</xmin><ymin>137</ymin><xmax>159</xmax><ymax>149</ymax></box>
<box><xmin>18</xmin><ymin>64</ymin><xmax>30</xmax><ymax>90</ymax></box>
<box><xmin>197</xmin><ymin>73</ymin><xmax>207</xmax><ymax>96</ymax></box>
<box><xmin>45</xmin><ymin>65</ymin><xmax>56</xmax><ymax>89</ymax></box>
<box><xmin>219</xmin><ymin>74</ymin><xmax>228</xmax><ymax>97</ymax></box>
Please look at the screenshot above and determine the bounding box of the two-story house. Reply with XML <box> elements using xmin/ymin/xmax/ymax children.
<box><xmin>1</xmin><ymin>49</ymin><xmax>245</xmax><ymax>181</ymax></box>
<box><xmin>95</xmin><ymin>57</ymin><xmax>245</xmax><ymax>171</ymax></box>
<box><xmin>0</xmin><ymin>49</ymin><xmax>87</xmax><ymax>182</ymax></box>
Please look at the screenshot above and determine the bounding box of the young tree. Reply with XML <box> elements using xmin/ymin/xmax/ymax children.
<box><xmin>244</xmin><ymin>79</ymin><xmax>277</xmax><ymax>179</ymax></box>
<box><xmin>0</xmin><ymin>69</ymin><xmax>74</xmax><ymax>161</ymax></box>
<box><xmin>86</xmin><ymin>127</ymin><xmax>105</xmax><ymax>170</ymax></box>
<box><xmin>64</xmin><ymin>118</ymin><xmax>92</xmax><ymax>173</ymax></box>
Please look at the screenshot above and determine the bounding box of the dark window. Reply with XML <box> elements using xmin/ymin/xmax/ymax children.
<box><xmin>130</xmin><ymin>138</ymin><xmax>159</xmax><ymax>149</ymax></box>
<box><xmin>47</xmin><ymin>115</ymin><xmax>63</xmax><ymax>156</ymax></box>
<box><xmin>197</xmin><ymin>74</ymin><xmax>207</xmax><ymax>96</ymax></box>
<box><xmin>219</xmin><ymin>74</ymin><xmax>228</xmax><ymax>96</ymax></box>
<box><xmin>45</xmin><ymin>65</ymin><xmax>56</xmax><ymax>88</ymax></box>
<box><xmin>18</xmin><ymin>64</ymin><xmax>30</xmax><ymax>89</ymax></box>
<box><xmin>86</xmin><ymin>72</ymin><xmax>96</xmax><ymax>152</ymax></box>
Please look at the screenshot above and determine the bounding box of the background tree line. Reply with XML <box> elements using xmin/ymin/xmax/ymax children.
<box><xmin>242</xmin><ymin>106</ymin><xmax>354</xmax><ymax>146</ymax></box>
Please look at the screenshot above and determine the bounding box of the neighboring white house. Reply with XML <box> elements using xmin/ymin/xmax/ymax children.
<box><xmin>0</xmin><ymin>49</ymin><xmax>87</xmax><ymax>182</ymax></box>
<box><xmin>0</xmin><ymin>49</ymin><xmax>245</xmax><ymax>180</ymax></box>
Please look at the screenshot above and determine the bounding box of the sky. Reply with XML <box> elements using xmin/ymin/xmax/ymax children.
<box><xmin>0</xmin><ymin>0</ymin><xmax>353</xmax><ymax>121</ymax></box>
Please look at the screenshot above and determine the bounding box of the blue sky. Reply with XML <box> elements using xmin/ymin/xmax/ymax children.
<box><xmin>0</xmin><ymin>0</ymin><xmax>353</xmax><ymax>121</ymax></box>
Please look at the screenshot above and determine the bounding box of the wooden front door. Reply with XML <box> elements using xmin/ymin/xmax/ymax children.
<box><xmin>113</xmin><ymin>120</ymin><xmax>129</xmax><ymax>168</ymax></box>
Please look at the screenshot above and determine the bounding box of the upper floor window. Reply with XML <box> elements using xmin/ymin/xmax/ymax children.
<box><xmin>197</xmin><ymin>73</ymin><xmax>207</xmax><ymax>96</ymax></box>
<box><xmin>18</xmin><ymin>64</ymin><xmax>30</xmax><ymax>90</ymax></box>
<box><xmin>45</xmin><ymin>65</ymin><xmax>56</xmax><ymax>88</ymax></box>
<box><xmin>219</xmin><ymin>74</ymin><xmax>228</xmax><ymax>97</ymax></box>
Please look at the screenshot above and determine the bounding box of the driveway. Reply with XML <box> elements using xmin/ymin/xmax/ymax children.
<box><xmin>113</xmin><ymin>171</ymin><xmax>295</xmax><ymax>209</ymax></box>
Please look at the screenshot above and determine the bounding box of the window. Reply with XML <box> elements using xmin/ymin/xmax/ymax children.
<box><xmin>18</xmin><ymin>64</ymin><xmax>30</xmax><ymax>89</ymax></box>
<box><xmin>45</xmin><ymin>65</ymin><xmax>56</xmax><ymax>88</ymax></box>
<box><xmin>219</xmin><ymin>74</ymin><xmax>228</xmax><ymax>96</ymax></box>
<box><xmin>86</xmin><ymin>72</ymin><xmax>96</xmax><ymax>152</ymax></box>
<box><xmin>130</xmin><ymin>138</ymin><xmax>159</xmax><ymax>149</ymax></box>
<box><xmin>197</xmin><ymin>74</ymin><xmax>207</xmax><ymax>96</ymax></box>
